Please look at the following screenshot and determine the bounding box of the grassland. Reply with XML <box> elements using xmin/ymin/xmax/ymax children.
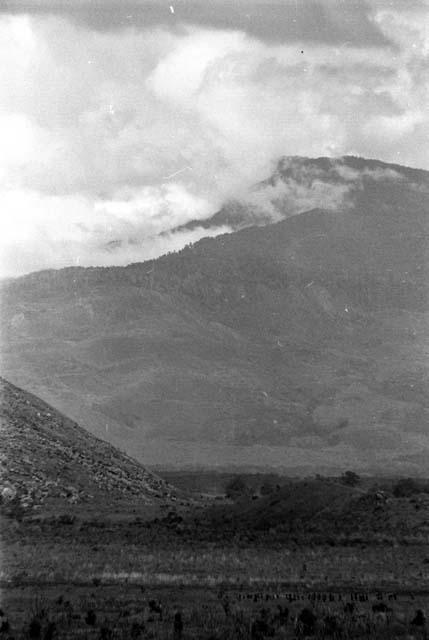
<box><xmin>1</xmin><ymin>506</ymin><xmax>429</xmax><ymax>638</ymax></box>
<box><xmin>2</xmin><ymin>582</ymin><xmax>429</xmax><ymax>639</ymax></box>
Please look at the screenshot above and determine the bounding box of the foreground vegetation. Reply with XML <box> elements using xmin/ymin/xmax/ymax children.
<box><xmin>1</xmin><ymin>582</ymin><xmax>428</xmax><ymax>639</ymax></box>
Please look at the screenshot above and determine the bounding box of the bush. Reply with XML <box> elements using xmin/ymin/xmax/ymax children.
<box><xmin>260</xmin><ymin>482</ymin><xmax>278</xmax><ymax>496</ymax></box>
<box><xmin>340</xmin><ymin>471</ymin><xmax>360</xmax><ymax>487</ymax></box>
<box><xmin>225</xmin><ymin>476</ymin><xmax>249</xmax><ymax>500</ymax></box>
<box><xmin>57</xmin><ymin>514</ymin><xmax>76</xmax><ymax>525</ymax></box>
<box><xmin>393</xmin><ymin>478</ymin><xmax>421</xmax><ymax>498</ymax></box>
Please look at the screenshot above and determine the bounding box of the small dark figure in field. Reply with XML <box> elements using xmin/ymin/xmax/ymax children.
<box><xmin>0</xmin><ymin>610</ymin><xmax>10</xmax><ymax>635</ymax></box>
<box><xmin>148</xmin><ymin>599</ymin><xmax>163</xmax><ymax>620</ymax></box>
<box><xmin>173</xmin><ymin>611</ymin><xmax>183</xmax><ymax>639</ymax></box>
<box><xmin>274</xmin><ymin>605</ymin><xmax>289</xmax><ymax>626</ymax></box>
<box><xmin>130</xmin><ymin>621</ymin><xmax>146</xmax><ymax>639</ymax></box>
<box><xmin>296</xmin><ymin>608</ymin><xmax>317</xmax><ymax>636</ymax></box>
<box><xmin>323</xmin><ymin>614</ymin><xmax>342</xmax><ymax>638</ymax></box>
<box><xmin>250</xmin><ymin>608</ymin><xmax>274</xmax><ymax>640</ymax></box>
<box><xmin>85</xmin><ymin>609</ymin><xmax>97</xmax><ymax>626</ymax></box>
<box><xmin>43</xmin><ymin>621</ymin><xmax>56</xmax><ymax>640</ymax></box>
<box><xmin>28</xmin><ymin>618</ymin><xmax>41</xmax><ymax>639</ymax></box>
<box><xmin>411</xmin><ymin>609</ymin><xmax>426</xmax><ymax>626</ymax></box>
<box><xmin>99</xmin><ymin>626</ymin><xmax>113</xmax><ymax>640</ymax></box>
<box><xmin>221</xmin><ymin>596</ymin><xmax>231</xmax><ymax>617</ymax></box>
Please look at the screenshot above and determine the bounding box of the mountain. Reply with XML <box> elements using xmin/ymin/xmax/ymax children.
<box><xmin>176</xmin><ymin>155</ymin><xmax>429</xmax><ymax>233</ymax></box>
<box><xmin>0</xmin><ymin>377</ymin><xmax>175</xmax><ymax>516</ymax></box>
<box><xmin>1</xmin><ymin>156</ymin><xmax>428</xmax><ymax>473</ymax></box>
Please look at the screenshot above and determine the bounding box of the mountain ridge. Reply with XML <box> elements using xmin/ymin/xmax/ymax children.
<box><xmin>1</xmin><ymin>156</ymin><xmax>428</xmax><ymax>473</ymax></box>
<box><xmin>170</xmin><ymin>155</ymin><xmax>429</xmax><ymax>234</ymax></box>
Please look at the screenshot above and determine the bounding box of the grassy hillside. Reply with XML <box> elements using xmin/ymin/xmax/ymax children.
<box><xmin>1</xmin><ymin>156</ymin><xmax>428</xmax><ymax>473</ymax></box>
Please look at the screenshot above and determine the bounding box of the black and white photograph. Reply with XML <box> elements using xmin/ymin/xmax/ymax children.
<box><xmin>0</xmin><ymin>0</ymin><xmax>428</xmax><ymax>637</ymax></box>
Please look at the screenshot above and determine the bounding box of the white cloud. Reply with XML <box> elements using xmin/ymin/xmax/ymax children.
<box><xmin>243</xmin><ymin>178</ymin><xmax>352</xmax><ymax>221</ymax></box>
<box><xmin>0</xmin><ymin>5</ymin><xmax>427</xmax><ymax>277</ymax></box>
<box><xmin>0</xmin><ymin>186</ymin><xmax>227</xmax><ymax>277</ymax></box>
<box><xmin>231</xmin><ymin>158</ymin><xmax>406</xmax><ymax>224</ymax></box>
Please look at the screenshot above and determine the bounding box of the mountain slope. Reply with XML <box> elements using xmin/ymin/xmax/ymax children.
<box><xmin>0</xmin><ymin>377</ymin><xmax>175</xmax><ymax>515</ymax></box>
<box><xmin>177</xmin><ymin>155</ymin><xmax>429</xmax><ymax>234</ymax></box>
<box><xmin>1</xmin><ymin>157</ymin><xmax>428</xmax><ymax>473</ymax></box>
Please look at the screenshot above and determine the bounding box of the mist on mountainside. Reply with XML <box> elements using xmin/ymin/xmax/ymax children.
<box><xmin>176</xmin><ymin>155</ymin><xmax>429</xmax><ymax>232</ymax></box>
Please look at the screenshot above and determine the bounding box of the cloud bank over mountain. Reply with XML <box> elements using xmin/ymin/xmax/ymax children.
<box><xmin>0</xmin><ymin>1</ymin><xmax>428</xmax><ymax>276</ymax></box>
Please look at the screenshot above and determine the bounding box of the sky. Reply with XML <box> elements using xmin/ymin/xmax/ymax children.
<box><xmin>0</xmin><ymin>0</ymin><xmax>428</xmax><ymax>277</ymax></box>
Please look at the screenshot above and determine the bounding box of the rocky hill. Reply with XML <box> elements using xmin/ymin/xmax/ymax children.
<box><xmin>0</xmin><ymin>156</ymin><xmax>428</xmax><ymax>474</ymax></box>
<box><xmin>0</xmin><ymin>377</ymin><xmax>175</xmax><ymax>516</ymax></box>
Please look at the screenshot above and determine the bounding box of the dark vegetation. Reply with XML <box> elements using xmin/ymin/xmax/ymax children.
<box><xmin>2</xmin><ymin>584</ymin><xmax>429</xmax><ymax>639</ymax></box>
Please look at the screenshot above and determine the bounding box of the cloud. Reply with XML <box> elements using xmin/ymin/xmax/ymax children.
<box><xmin>220</xmin><ymin>157</ymin><xmax>407</xmax><ymax>226</ymax></box>
<box><xmin>0</xmin><ymin>2</ymin><xmax>427</xmax><ymax>277</ymax></box>
<box><xmin>0</xmin><ymin>186</ymin><xmax>228</xmax><ymax>277</ymax></box>
<box><xmin>242</xmin><ymin>173</ymin><xmax>352</xmax><ymax>222</ymax></box>
<box><xmin>0</xmin><ymin>1</ymin><xmax>393</xmax><ymax>47</ymax></box>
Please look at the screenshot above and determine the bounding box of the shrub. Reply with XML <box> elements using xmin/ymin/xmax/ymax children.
<box><xmin>57</xmin><ymin>514</ymin><xmax>76</xmax><ymax>525</ymax></box>
<box><xmin>340</xmin><ymin>471</ymin><xmax>360</xmax><ymax>487</ymax></box>
<box><xmin>393</xmin><ymin>478</ymin><xmax>421</xmax><ymax>498</ymax></box>
<box><xmin>225</xmin><ymin>477</ymin><xmax>249</xmax><ymax>500</ymax></box>
<box><xmin>260</xmin><ymin>483</ymin><xmax>276</xmax><ymax>496</ymax></box>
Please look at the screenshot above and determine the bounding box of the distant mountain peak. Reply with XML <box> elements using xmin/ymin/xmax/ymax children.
<box><xmin>172</xmin><ymin>155</ymin><xmax>429</xmax><ymax>236</ymax></box>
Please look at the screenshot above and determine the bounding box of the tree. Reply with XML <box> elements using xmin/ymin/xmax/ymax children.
<box><xmin>225</xmin><ymin>476</ymin><xmax>248</xmax><ymax>500</ymax></box>
<box><xmin>260</xmin><ymin>481</ymin><xmax>277</xmax><ymax>496</ymax></box>
<box><xmin>340</xmin><ymin>471</ymin><xmax>360</xmax><ymax>487</ymax></box>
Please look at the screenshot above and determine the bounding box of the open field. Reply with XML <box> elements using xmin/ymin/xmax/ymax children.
<box><xmin>2</xmin><ymin>521</ymin><xmax>429</xmax><ymax>589</ymax></box>
<box><xmin>1</xmin><ymin>581</ymin><xmax>429</xmax><ymax>639</ymax></box>
<box><xmin>2</xmin><ymin>512</ymin><xmax>429</xmax><ymax>638</ymax></box>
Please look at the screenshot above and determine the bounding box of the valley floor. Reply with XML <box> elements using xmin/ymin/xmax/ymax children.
<box><xmin>1</xmin><ymin>516</ymin><xmax>429</xmax><ymax>638</ymax></box>
<box><xmin>2</xmin><ymin>476</ymin><xmax>429</xmax><ymax>638</ymax></box>
<box><xmin>1</xmin><ymin>579</ymin><xmax>429</xmax><ymax>639</ymax></box>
